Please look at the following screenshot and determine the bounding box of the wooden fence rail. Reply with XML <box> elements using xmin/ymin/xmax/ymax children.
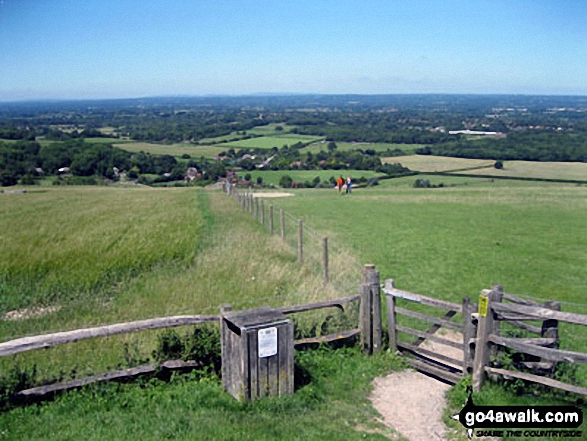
<box><xmin>1</xmin><ymin>261</ymin><xmax>372</xmax><ymax>401</ymax></box>
<box><xmin>472</xmin><ymin>288</ymin><xmax>587</xmax><ymax>396</ymax></box>
<box><xmin>0</xmin><ymin>315</ymin><xmax>219</xmax><ymax>357</ymax></box>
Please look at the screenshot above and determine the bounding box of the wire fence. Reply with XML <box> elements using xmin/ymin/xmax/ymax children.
<box><xmin>226</xmin><ymin>184</ymin><xmax>363</xmax><ymax>303</ymax></box>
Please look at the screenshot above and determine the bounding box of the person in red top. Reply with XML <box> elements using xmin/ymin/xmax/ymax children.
<box><xmin>336</xmin><ymin>176</ymin><xmax>344</xmax><ymax>194</ymax></box>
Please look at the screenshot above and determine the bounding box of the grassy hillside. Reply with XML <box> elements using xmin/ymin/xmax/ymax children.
<box><xmin>0</xmin><ymin>187</ymin><xmax>357</xmax><ymax>397</ymax></box>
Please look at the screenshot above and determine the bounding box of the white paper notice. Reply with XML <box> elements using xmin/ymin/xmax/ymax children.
<box><xmin>258</xmin><ymin>327</ymin><xmax>278</xmax><ymax>358</ymax></box>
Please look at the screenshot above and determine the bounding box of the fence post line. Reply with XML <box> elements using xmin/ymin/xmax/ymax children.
<box><xmin>472</xmin><ymin>289</ymin><xmax>499</xmax><ymax>392</ymax></box>
<box><xmin>280</xmin><ymin>209</ymin><xmax>285</xmax><ymax>240</ymax></box>
<box><xmin>462</xmin><ymin>296</ymin><xmax>474</xmax><ymax>374</ymax></box>
<box><xmin>261</xmin><ymin>200</ymin><xmax>265</xmax><ymax>225</ymax></box>
<box><xmin>385</xmin><ymin>279</ymin><xmax>398</xmax><ymax>353</ymax></box>
<box><xmin>360</xmin><ymin>264</ymin><xmax>382</xmax><ymax>354</ymax></box>
<box><xmin>255</xmin><ymin>197</ymin><xmax>259</xmax><ymax>221</ymax></box>
<box><xmin>297</xmin><ymin>219</ymin><xmax>303</xmax><ymax>264</ymax></box>
<box><xmin>269</xmin><ymin>205</ymin><xmax>274</xmax><ymax>235</ymax></box>
<box><xmin>322</xmin><ymin>237</ymin><xmax>329</xmax><ymax>284</ymax></box>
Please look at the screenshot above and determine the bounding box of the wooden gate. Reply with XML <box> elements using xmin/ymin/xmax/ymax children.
<box><xmin>383</xmin><ymin>280</ymin><xmax>476</xmax><ymax>384</ymax></box>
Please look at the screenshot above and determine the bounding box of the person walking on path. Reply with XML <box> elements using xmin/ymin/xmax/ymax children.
<box><xmin>346</xmin><ymin>176</ymin><xmax>352</xmax><ymax>195</ymax></box>
<box><xmin>336</xmin><ymin>175</ymin><xmax>344</xmax><ymax>194</ymax></box>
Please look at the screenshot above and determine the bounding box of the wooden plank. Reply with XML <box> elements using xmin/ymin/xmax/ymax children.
<box><xmin>412</xmin><ymin>310</ymin><xmax>458</xmax><ymax>347</ymax></box>
<box><xmin>294</xmin><ymin>328</ymin><xmax>361</xmax><ymax>346</ymax></box>
<box><xmin>492</xmin><ymin>303</ymin><xmax>587</xmax><ymax>326</ymax></box>
<box><xmin>508</xmin><ymin>337</ymin><xmax>557</xmax><ymax>347</ymax></box>
<box><xmin>385</xmin><ymin>280</ymin><xmax>398</xmax><ymax>352</ymax></box>
<box><xmin>370</xmin><ymin>268</ymin><xmax>382</xmax><ymax>353</ymax></box>
<box><xmin>503</xmin><ymin>293</ymin><xmax>542</xmax><ymax>307</ymax></box>
<box><xmin>383</xmin><ymin>288</ymin><xmax>461</xmax><ymax>312</ymax></box>
<box><xmin>462</xmin><ymin>297</ymin><xmax>475</xmax><ymax>372</ymax></box>
<box><xmin>496</xmin><ymin>312</ymin><xmax>544</xmax><ymax>322</ymax></box>
<box><xmin>0</xmin><ymin>315</ymin><xmax>219</xmax><ymax>357</ymax></box>
<box><xmin>500</xmin><ymin>318</ymin><xmax>542</xmax><ymax>334</ymax></box>
<box><xmin>396</xmin><ymin>325</ymin><xmax>463</xmax><ymax>350</ymax></box>
<box><xmin>488</xmin><ymin>335</ymin><xmax>587</xmax><ymax>363</ymax></box>
<box><xmin>405</xmin><ymin>358</ymin><xmax>462</xmax><ymax>384</ymax></box>
<box><xmin>395</xmin><ymin>307</ymin><xmax>463</xmax><ymax>331</ymax></box>
<box><xmin>277</xmin><ymin>322</ymin><xmax>294</xmax><ymax>396</ymax></box>
<box><xmin>360</xmin><ymin>283</ymin><xmax>372</xmax><ymax>353</ymax></box>
<box><xmin>485</xmin><ymin>367</ymin><xmax>587</xmax><ymax>396</ymax></box>
<box><xmin>398</xmin><ymin>341</ymin><xmax>464</xmax><ymax>368</ymax></box>
<box><xmin>248</xmin><ymin>329</ymin><xmax>259</xmax><ymax>400</ymax></box>
<box><xmin>276</xmin><ymin>295</ymin><xmax>359</xmax><ymax>315</ymax></box>
<box><xmin>13</xmin><ymin>360</ymin><xmax>201</xmax><ymax>400</ymax></box>
<box><xmin>268</xmin><ymin>348</ymin><xmax>279</xmax><ymax>397</ymax></box>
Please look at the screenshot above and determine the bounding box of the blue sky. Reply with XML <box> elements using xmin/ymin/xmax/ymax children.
<box><xmin>1</xmin><ymin>0</ymin><xmax>586</xmax><ymax>101</ymax></box>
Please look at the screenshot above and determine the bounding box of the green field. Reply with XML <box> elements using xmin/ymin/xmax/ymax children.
<box><xmin>217</xmin><ymin>134</ymin><xmax>324</xmax><ymax>149</ymax></box>
<box><xmin>383</xmin><ymin>155</ymin><xmax>495</xmax><ymax>172</ymax></box>
<box><xmin>246</xmin><ymin>123</ymin><xmax>298</xmax><ymax>135</ymax></box>
<box><xmin>241</xmin><ymin>169</ymin><xmax>384</xmax><ymax>186</ymax></box>
<box><xmin>2</xmin><ymin>181</ymin><xmax>587</xmax><ymax>439</ymax></box>
<box><xmin>303</xmin><ymin>142</ymin><xmax>423</xmax><ymax>154</ymax></box>
<box><xmin>454</xmin><ymin>160</ymin><xmax>587</xmax><ymax>181</ymax></box>
<box><xmin>114</xmin><ymin>141</ymin><xmax>231</xmax><ymax>158</ymax></box>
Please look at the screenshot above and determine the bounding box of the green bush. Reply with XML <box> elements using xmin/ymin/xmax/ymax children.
<box><xmin>153</xmin><ymin>325</ymin><xmax>221</xmax><ymax>374</ymax></box>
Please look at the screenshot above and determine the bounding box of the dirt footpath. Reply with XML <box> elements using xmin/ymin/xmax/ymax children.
<box><xmin>369</xmin><ymin>330</ymin><xmax>465</xmax><ymax>440</ymax></box>
<box><xmin>370</xmin><ymin>371</ymin><xmax>451</xmax><ymax>441</ymax></box>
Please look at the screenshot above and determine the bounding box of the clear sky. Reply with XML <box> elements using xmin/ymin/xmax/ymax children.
<box><xmin>1</xmin><ymin>0</ymin><xmax>586</xmax><ymax>101</ymax></box>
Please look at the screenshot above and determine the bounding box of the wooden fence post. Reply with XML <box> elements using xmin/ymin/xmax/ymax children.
<box><xmin>280</xmin><ymin>209</ymin><xmax>285</xmax><ymax>240</ymax></box>
<box><xmin>360</xmin><ymin>264</ymin><xmax>382</xmax><ymax>354</ymax></box>
<box><xmin>297</xmin><ymin>219</ymin><xmax>303</xmax><ymax>263</ymax></box>
<box><xmin>489</xmin><ymin>285</ymin><xmax>503</xmax><ymax>360</ymax></box>
<box><xmin>269</xmin><ymin>205</ymin><xmax>274</xmax><ymax>235</ymax></box>
<box><xmin>322</xmin><ymin>237</ymin><xmax>329</xmax><ymax>284</ymax></box>
<box><xmin>385</xmin><ymin>279</ymin><xmax>398</xmax><ymax>353</ymax></box>
<box><xmin>462</xmin><ymin>296</ymin><xmax>474</xmax><ymax>373</ymax></box>
<box><xmin>541</xmin><ymin>301</ymin><xmax>561</xmax><ymax>373</ymax></box>
<box><xmin>255</xmin><ymin>197</ymin><xmax>259</xmax><ymax>221</ymax></box>
<box><xmin>261</xmin><ymin>200</ymin><xmax>265</xmax><ymax>225</ymax></box>
<box><xmin>472</xmin><ymin>289</ymin><xmax>499</xmax><ymax>392</ymax></box>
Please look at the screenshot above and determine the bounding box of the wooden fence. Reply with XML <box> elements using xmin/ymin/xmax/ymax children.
<box><xmin>382</xmin><ymin>280</ymin><xmax>474</xmax><ymax>385</ymax></box>
<box><xmin>472</xmin><ymin>287</ymin><xmax>587</xmax><ymax>396</ymax></box>
<box><xmin>2</xmin><ymin>272</ymin><xmax>586</xmax><ymax>400</ymax></box>
<box><xmin>0</xmin><ymin>265</ymin><xmax>381</xmax><ymax>401</ymax></box>
<box><xmin>225</xmin><ymin>182</ymin><xmax>332</xmax><ymax>284</ymax></box>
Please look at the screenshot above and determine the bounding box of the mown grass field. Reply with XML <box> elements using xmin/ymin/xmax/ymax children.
<box><xmin>114</xmin><ymin>141</ymin><xmax>231</xmax><ymax>158</ymax></box>
<box><xmin>268</xmin><ymin>183</ymin><xmax>587</xmax><ymax>350</ymax></box>
<box><xmin>383</xmin><ymin>155</ymin><xmax>495</xmax><ymax>172</ymax></box>
<box><xmin>455</xmin><ymin>160</ymin><xmax>587</xmax><ymax>181</ymax></box>
<box><xmin>216</xmin><ymin>134</ymin><xmax>324</xmax><ymax>149</ymax></box>
<box><xmin>303</xmin><ymin>142</ymin><xmax>423</xmax><ymax>154</ymax></box>
<box><xmin>242</xmin><ymin>169</ymin><xmax>384</xmax><ymax>186</ymax></box>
